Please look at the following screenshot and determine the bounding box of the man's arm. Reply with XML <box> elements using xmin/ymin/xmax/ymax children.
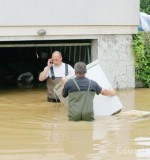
<box><xmin>100</xmin><ymin>89</ymin><xmax>117</xmax><ymax>96</ymax></box>
<box><xmin>62</xmin><ymin>80</ymin><xmax>70</xmax><ymax>98</ymax></box>
<box><xmin>39</xmin><ymin>66</ymin><xmax>50</xmax><ymax>81</ymax></box>
<box><xmin>62</xmin><ymin>84</ymin><xmax>68</xmax><ymax>98</ymax></box>
<box><xmin>39</xmin><ymin>59</ymin><xmax>52</xmax><ymax>81</ymax></box>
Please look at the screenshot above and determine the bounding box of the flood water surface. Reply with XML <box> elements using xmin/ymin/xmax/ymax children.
<box><xmin>0</xmin><ymin>88</ymin><xmax>150</xmax><ymax>160</ymax></box>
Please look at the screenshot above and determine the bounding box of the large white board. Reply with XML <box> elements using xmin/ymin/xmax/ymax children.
<box><xmin>54</xmin><ymin>60</ymin><xmax>123</xmax><ymax>116</ymax></box>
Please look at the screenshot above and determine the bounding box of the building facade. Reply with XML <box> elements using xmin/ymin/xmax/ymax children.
<box><xmin>0</xmin><ymin>0</ymin><xmax>139</xmax><ymax>89</ymax></box>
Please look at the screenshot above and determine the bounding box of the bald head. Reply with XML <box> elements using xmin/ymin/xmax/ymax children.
<box><xmin>52</xmin><ymin>51</ymin><xmax>62</xmax><ymax>57</ymax></box>
<box><xmin>51</xmin><ymin>51</ymin><xmax>62</xmax><ymax>66</ymax></box>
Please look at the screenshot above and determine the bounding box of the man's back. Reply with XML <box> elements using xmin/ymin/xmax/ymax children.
<box><xmin>62</xmin><ymin>77</ymin><xmax>102</xmax><ymax>121</ymax></box>
<box><xmin>62</xmin><ymin>77</ymin><xmax>102</xmax><ymax>98</ymax></box>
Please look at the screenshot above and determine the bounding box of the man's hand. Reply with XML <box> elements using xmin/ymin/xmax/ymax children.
<box><xmin>101</xmin><ymin>89</ymin><xmax>117</xmax><ymax>96</ymax></box>
<box><xmin>47</xmin><ymin>58</ymin><xmax>53</xmax><ymax>67</ymax></box>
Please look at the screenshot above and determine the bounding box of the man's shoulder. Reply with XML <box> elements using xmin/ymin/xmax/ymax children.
<box><xmin>64</xmin><ymin>62</ymin><xmax>73</xmax><ymax>68</ymax></box>
<box><xmin>64</xmin><ymin>78</ymin><xmax>74</xmax><ymax>88</ymax></box>
<box><xmin>67</xmin><ymin>78</ymin><xmax>74</xmax><ymax>83</ymax></box>
<box><xmin>90</xmin><ymin>79</ymin><xmax>98</xmax><ymax>85</ymax></box>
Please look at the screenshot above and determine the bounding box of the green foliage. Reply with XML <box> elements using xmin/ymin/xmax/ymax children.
<box><xmin>132</xmin><ymin>32</ymin><xmax>150</xmax><ymax>87</ymax></box>
<box><xmin>140</xmin><ymin>0</ymin><xmax>150</xmax><ymax>14</ymax></box>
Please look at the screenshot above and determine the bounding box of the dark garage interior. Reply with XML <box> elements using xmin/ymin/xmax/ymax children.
<box><xmin>0</xmin><ymin>40</ymin><xmax>91</xmax><ymax>89</ymax></box>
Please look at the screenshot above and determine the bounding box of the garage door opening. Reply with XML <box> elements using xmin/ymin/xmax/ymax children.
<box><xmin>0</xmin><ymin>40</ymin><xmax>91</xmax><ymax>89</ymax></box>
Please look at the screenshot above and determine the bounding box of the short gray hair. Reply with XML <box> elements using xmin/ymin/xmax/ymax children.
<box><xmin>74</xmin><ymin>62</ymin><xmax>87</xmax><ymax>74</ymax></box>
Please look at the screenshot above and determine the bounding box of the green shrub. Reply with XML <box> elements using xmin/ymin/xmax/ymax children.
<box><xmin>140</xmin><ymin>0</ymin><xmax>150</xmax><ymax>14</ymax></box>
<box><xmin>132</xmin><ymin>32</ymin><xmax>150</xmax><ymax>87</ymax></box>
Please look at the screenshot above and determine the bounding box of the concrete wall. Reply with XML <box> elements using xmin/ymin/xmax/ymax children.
<box><xmin>97</xmin><ymin>35</ymin><xmax>135</xmax><ymax>89</ymax></box>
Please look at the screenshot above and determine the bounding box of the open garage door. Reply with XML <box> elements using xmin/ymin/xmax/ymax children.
<box><xmin>0</xmin><ymin>40</ymin><xmax>91</xmax><ymax>88</ymax></box>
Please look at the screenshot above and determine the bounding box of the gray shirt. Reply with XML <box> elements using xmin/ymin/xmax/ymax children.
<box><xmin>62</xmin><ymin>77</ymin><xmax>102</xmax><ymax>98</ymax></box>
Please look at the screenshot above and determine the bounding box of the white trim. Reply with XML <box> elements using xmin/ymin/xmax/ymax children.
<box><xmin>0</xmin><ymin>26</ymin><xmax>138</xmax><ymax>41</ymax></box>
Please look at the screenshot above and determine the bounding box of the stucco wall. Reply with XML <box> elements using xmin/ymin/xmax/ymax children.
<box><xmin>0</xmin><ymin>0</ymin><xmax>139</xmax><ymax>41</ymax></box>
<box><xmin>97</xmin><ymin>35</ymin><xmax>135</xmax><ymax>89</ymax></box>
<box><xmin>0</xmin><ymin>0</ymin><xmax>139</xmax><ymax>26</ymax></box>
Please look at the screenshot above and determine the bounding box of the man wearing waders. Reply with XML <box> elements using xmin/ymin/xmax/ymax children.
<box><xmin>62</xmin><ymin>62</ymin><xmax>116</xmax><ymax>121</ymax></box>
<box><xmin>39</xmin><ymin>51</ymin><xmax>74</xmax><ymax>103</ymax></box>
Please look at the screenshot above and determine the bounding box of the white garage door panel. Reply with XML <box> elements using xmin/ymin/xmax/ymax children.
<box><xmin>86</xmin><ymin>60</ymin><xmax>123</xmax><ymax>115</ymax></box>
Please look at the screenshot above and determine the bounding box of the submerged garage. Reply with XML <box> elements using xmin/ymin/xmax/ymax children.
<box><xmin>0</xmin><ymin>40</ymin><xmax>91</xmax><ymax>88</ymax></box>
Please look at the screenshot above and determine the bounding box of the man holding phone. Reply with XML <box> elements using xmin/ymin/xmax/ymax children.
<box><xmin>39</xmin><ymin>51</ymin><xmax>74</xmax><ymax>102</ymax></box>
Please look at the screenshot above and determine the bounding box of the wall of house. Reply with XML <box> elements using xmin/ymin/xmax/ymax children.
<box><xmin>0</xmin><ymin>0</ymin><xmax>139</xmax><ymax>26</ymax></box>
<box><xmin>0</xmin><ymin>0</ymin><xmax>139</xmax><ymax>40</ymax></box>
<box><xmin>97</xmin><ymin>35</ymin><xmax>135</xmax><ymax>89</ymax></box>
<box><xmin>0</xmin><ymin>0</ymin><xmax>139</xmax><ymax>88</ymax></box>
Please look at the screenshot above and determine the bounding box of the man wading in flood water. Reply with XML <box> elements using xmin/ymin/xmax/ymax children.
<box><xmin>39</xmin><ymin>51</ymin><xmax>74</xmax><ymax>102</ymax></box>
<box><xmin>62</xmin><ymin>62</ymin><xmax>116</xmax><ymax>121</ymax></box>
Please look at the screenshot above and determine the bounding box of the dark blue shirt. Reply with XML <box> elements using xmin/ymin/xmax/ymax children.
<box><xmin>62</xmin><ymin>77</ymin><xmax>102</xmax><ymax>98</ymax></box>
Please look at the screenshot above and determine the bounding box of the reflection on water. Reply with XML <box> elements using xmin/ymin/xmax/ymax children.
<box><xmin>0</xmin><ymin>88</ymin><xmax>150</xmax><ymax>160</ymax></box>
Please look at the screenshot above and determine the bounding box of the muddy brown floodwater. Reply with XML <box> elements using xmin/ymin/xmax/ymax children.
<box><xmin>0</xmin><ymin>88</ymin><xmax>150</xmax><ymax>160</ymax></box>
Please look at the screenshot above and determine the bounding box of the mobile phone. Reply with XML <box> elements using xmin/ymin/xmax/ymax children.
<box><xmin>49</xmin><ymin>59</ymin><xmax>53</xmax><ymax>64</ymax></box>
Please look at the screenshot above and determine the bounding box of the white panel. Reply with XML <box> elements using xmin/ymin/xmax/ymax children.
<box><xmin>117</xmin><ymin>110</ymin><xmax>150</xmax><ymax>118</ymax></box>
<box><xmin>0</xmin><ymin>0</ymin><xmax>139</xmax><ymax>26</ymax></box>
<box><xmin>54</xmin><ymin>60</ymin><xmax>123</xmax><ymax>116</ymax></box>
<box><xmin>86</xmin><ymin>60</ymin><xmax>123</xmax><ymax>115</ymax></box>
